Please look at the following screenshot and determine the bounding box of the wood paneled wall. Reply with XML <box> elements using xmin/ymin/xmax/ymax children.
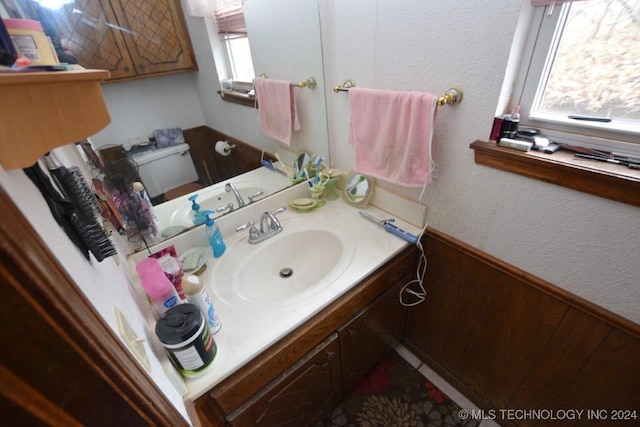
<box><xmin>182</xmin><ymin>126</ymin><xmax>275</xmax><ymax>187</ymax></box>
<box><xmin>404</xmin><ymin>229</ymin><xmax>640</xmax><ymax>427</ymax></box>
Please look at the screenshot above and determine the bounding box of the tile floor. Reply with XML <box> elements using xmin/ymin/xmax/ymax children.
<box><xmin>394</xmin><ymin>344</ymin><xmax>501</xmax><ymax>427</ymax></box>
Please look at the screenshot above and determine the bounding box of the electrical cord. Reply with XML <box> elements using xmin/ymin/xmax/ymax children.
<box><xmin>399</xmin><ymin>130</ymin><xmax>437</xmax><ymax>307</ymax></box>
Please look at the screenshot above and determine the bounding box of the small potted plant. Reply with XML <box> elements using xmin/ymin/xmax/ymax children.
<box><xmin>319</xmin><ymin>168</ymin><xmax>343</xmax><ymax>200</ymax></box>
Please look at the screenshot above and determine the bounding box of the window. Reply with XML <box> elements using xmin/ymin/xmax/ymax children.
<box><xmin>222</xmin><ymin>34</ymin><xmax>254</xmax><ymax>83</ymax></box>
<box><xmin>514</xmin><ymin>0</ymin><xmax>640</xmax><ymax>154</ymax></box>
<box><xmin>214</xmin><ymin>0</ymin><xmax>254</xmax><ymax>84</ymax></box>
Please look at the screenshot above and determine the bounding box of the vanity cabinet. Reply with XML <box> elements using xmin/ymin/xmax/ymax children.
<box><xmin>193</xmin><ymin>245</ymin><xmax>417</xmax><ymax>426</ymax></box>
<box><xmin>33</xmin><ymin>0</ymin><xmax>196</xmax><ymax>82</ymax></box>
<box><xmin>339</xmin><ymin>280</ymin><xmax>407</xmax><ymax>391</ymax></box>
<box><xmin>226</xmin><ymin>334</ymin><xmax>341</xmax><ymax>427</ymax></box>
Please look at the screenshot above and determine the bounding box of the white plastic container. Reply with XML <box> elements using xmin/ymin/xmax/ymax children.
<box><xmin>183</xmin><ymin>275</ymin><xmax>221</xmax><ymax>334</ymax></box>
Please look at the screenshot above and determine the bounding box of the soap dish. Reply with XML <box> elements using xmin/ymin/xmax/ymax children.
<box><xmin>290</xmin><ymin>198</ymin><xmax>317</xmax><ymax>213</ymax></box>
<box><xmin>179</xmin><ymin>247</ymin><xmax>208</xmax><ymax>275</ymax></box>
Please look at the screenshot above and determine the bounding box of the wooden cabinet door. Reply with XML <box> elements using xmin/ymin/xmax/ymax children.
<box><xmin>38</xmin><ymin>0</ymin><xmax>136</xmax><ymax>79</ymax></box>
<box><xmin>227</xmin><ymin>333</ymin><xmax>342</xmax><ymax>427</ymax></box>
<box><xmin>339</xmin><ymin>281</ymin><xmax>408</xmax><ymax>392</ymax></box>
<box><xmin>111</xmin><ymin>0</ymin><xmax>196</xmax><ymax>76</ymax></box>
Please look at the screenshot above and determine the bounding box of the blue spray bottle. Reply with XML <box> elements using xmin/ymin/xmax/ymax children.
<box><xmin>201</xmin><ymin>210</ymin><xmax>226</xmax><ymax>257</ymax></box>
<box><xmin>189</xmin><ymin>194</ymin><xmax>206</xmax><ymax>226</ymax></box>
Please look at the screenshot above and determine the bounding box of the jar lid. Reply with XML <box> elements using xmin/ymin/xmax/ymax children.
<box><xmin>3</xmin><ymin>18</ymin><xmax>44</xmax><ymax>31</ymax></box>
<box><xmin>155</xmin><ymin>303</ymin><xmax>203</xmax><ymax>347</ymax></box>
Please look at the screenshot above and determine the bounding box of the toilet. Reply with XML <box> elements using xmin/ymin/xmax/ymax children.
<box><xmin>133</xmin><ymin>143</ymin><xmax>200</xmax><ymax>199</ymax></box>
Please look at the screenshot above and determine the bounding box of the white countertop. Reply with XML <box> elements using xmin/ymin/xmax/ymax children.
<box><xmin>129</xmin><ymin>183</ymin><xmax>422</xmax><ymax>401</ymax></box>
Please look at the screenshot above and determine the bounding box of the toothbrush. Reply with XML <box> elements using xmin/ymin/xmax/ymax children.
<box><xmin>292</xmin><ymin>161</ymin><xmax>299</xmax><ymax>179</ymax></box>
<box><xmin>303</xmin><ymin>168</ymin><xmax>313</xmax><ymax>187</ymax></box>
<box><xmin>315</xmin><ymin>157</ymin><xmax>323</xmax><ymax>185</ymax></box>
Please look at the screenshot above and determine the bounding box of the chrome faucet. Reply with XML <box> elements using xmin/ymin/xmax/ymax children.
<box><xmin>236</xmin><ymin>207</ymin><xmax>286</xmax><ymax>244</ymax></box>
<box><xmin>225</xmin><ymin>182</ymin><xmax>246</xmax><ymax>208</ymax></box>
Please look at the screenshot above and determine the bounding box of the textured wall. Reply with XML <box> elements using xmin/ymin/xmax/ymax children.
<box><xmin>320</xmin><ymin>0</ymin><xmax>640</xmax><ymax>323</ymax></box>
<box><xmin>0</xmin><ymin>145</ymin><xmax>189</xmax><ymax>421</ymax></box>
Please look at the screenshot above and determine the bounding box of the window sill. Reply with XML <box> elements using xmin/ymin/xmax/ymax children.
<box><xmin>217</xmin><ymin>90</ymin><xmax>256</xmax><ymax>108</ymax></box>
<box><xmin>469</xmin><ymin>140</ymin><xmax>640</xmax><ymax>207</ymax></box>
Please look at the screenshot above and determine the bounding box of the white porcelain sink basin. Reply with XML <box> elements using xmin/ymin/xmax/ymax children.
<box><xmin>210</xmin><ymin>214</ymin><xmax>356</xmax><ymax>307</ymax></box>
<box><xmin>168</xmin><ymin>185</ymin><xmax>264</xmax><ymax>226</ymax></box>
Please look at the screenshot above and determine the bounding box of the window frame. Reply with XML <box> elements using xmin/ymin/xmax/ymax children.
<box><xmin>512</xmin><ymin>2</ymin><xmax>640</xmax><ymax>156</ymax></box>
<box><xmin>221</xmin><ymin>33</ymin><xmax>255</xmax><ymax>85</ymax></box>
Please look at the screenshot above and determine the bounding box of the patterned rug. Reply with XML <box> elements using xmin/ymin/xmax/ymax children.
<box><xmin>314</xmin><ymin>350</ymin><xmax>479</xmax><ymax>427</ymax></box>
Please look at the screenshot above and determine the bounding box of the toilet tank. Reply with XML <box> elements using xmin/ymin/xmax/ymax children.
<box><xmin>133</xmin><ymin>143</ymin><xmax>199</xmax><ymax>198</ymax></box>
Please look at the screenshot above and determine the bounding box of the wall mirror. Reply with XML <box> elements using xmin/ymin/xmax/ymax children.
<box><xmin>343</xmin><ymin>172</ymin><xmax>374</xmax><ymax>207</ymax></box>
<box><xmin>2</xmin><ymin>0</ymin><xmax>331</xmax><ymax>248</ymax></box>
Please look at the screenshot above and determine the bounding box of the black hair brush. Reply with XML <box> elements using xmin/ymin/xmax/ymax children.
<box><xmin>42</xmin><ymin>152</ymin><xmax>117</xmax><ymax>262</ymax></box>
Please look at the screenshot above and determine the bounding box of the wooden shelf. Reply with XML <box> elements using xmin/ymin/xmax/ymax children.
<box><xmin>470</xmin><ymin>140</ymin><xmax>640</xmax><ymax>207</ymax></box>
<box><xmin>0</xmin><ymin>69</ymin><xmax>111</xmax><ymax>170</ymax></box>
<box><xmin>217</xmin><ymin>89</ymin><xmax>257</xmax><ymax>108</ymax></box>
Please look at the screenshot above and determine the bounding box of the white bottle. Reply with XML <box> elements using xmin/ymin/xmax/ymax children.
<box><xmin>182</xmin><ymin>275</ymin><xmax>221</xmax><ymax>334</ymax></box>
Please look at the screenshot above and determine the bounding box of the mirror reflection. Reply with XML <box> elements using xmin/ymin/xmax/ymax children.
<box><xmin>1</xmin><ymin>0</ymin><xmax>332</xmax><ymax>247</ymax></box>
<box><xmin>344</xmin><ymin>172</ymin><xmax>374</xmax><ymax>207</ymax></box>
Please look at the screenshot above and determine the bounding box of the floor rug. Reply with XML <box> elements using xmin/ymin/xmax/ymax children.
<box><xmin>314</xmin><ymin>350</ymin><xmax>479</xmax><ymax>427</ymax></box>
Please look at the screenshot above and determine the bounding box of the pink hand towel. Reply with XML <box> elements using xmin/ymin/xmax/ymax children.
<box><xmin>255</xmin><ymin>77</ymin><xmax>300</xmax><ymax>145</ymax></box>
<box><xmin>349</xmin><ymin>88</ymin><xmax>437</xmax><ymax>187</ymax></box>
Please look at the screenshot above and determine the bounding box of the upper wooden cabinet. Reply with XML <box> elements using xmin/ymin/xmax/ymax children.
<box><xmin>5</xmin><ymin>0</ymin><xmax>197</xmax><ymax>82</ymax></box>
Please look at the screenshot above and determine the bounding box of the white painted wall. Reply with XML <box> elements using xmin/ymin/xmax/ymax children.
<box><xmin>320</xmin><ymin>0</ymin><xmax>640</xmax><ymax>323</ymax></box>
<box><xmin>90</xmin><ymin>72</ymin><xmax>205</xmax><ymax>148</ymax></box>
<box><xmin>0</xmin><ymin>145</ymin><xmax>190</xmax><ymax>422</ymax></box>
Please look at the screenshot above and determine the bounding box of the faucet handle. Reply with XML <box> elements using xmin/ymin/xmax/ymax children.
<box><xmin>273</xmin><ymin>206</ymin><xmax>286</xmax><ymax>215</ymax></box>
<box><xmin>216</xmin><ymin>202</ymin><xmax>234</xmax><ymax>213</ymax></box>
<box><xmin>248</xmin><ymin>190</ymin><xmax>264</xmax><ymax>203</ymax></box>
<box><xmin>236</xmin><ymin>221</ymin><xmax>259</xmax><ymax>240</ymax></box>
<box><xmin>235</xmin><ymin>220</ymin><xmax>255</xmax><ymax>232</ymax></box>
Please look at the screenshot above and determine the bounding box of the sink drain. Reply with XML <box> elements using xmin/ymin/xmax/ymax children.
<box><xmin>279</xmin><ymin>268</ymin><xmax>293</xmax><ymax>278</ymax></box>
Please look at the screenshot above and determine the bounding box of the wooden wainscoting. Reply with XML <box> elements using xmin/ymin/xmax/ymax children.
<box><xmin>182</xmin><ymin>126</ymin><xmax>275</xmax><ymax>187</ymax></box>
<box><xmin>404</xmin><ymin>229</ymin><xmax>640</xmax><ymax>427</ymax></box>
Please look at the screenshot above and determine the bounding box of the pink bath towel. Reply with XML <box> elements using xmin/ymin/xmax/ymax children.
<box><xmin>255</xmin><ymin>77</ymin><xmax>300</xmax><ymax>145</ymax></box>
<box><xmin>349</xmin><ymin>88</ymin><xmax>437</xmax><ymax>187</ymax></box>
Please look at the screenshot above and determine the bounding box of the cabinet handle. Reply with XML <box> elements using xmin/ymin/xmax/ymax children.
<box><xmin>140</xmin><ymin>63</ymin><xmax>146</xmax><ymax>70</ymax></box>
<box><xmin>349</xmin><ymin>329</ymin><xmax>358</xmax><ymax>338</ymax></box>
<box><xmin>123</xmin><ymin>66</ymin><xmax>130</xmax><ymax>72</ymax></box>
<box><xmin>326</xmin><ymin>351</ymin><xmax>335</xmax><ymax>361</ymax></box>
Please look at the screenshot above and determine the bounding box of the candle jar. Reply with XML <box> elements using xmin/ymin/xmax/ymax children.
<box><xmin>309</xmin><ymin>185</ymin><xmax>326</xmax><ymax>207</ymax></box>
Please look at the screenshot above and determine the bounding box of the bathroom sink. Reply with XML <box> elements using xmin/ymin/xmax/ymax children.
<box><xmin>167</xmin><ymin>185</ymin><xmax>264</xmax><ymax>226</ymax></box>
<box><xmin>210</xmin><ymin>214</ymin><xmax>356</xmax><ymax>307</ymax></box>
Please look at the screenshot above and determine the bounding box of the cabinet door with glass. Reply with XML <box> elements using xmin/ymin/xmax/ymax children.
<box><xmin>1</xmin><ymin>0</ymin><xmax>196</xmax><ymax>81</ymax></box>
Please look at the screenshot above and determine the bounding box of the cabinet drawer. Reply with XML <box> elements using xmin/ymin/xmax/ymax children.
<box><xmin>227</xmin><ymin>333</ymin><xmax>341</xmax><ymax>427</ymax></box>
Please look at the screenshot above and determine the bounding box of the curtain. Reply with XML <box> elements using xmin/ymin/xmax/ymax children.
<box><xmin>185</xmin><ymin>0</ymin><xmax>216</xmax><ymax>17</ymax></box>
